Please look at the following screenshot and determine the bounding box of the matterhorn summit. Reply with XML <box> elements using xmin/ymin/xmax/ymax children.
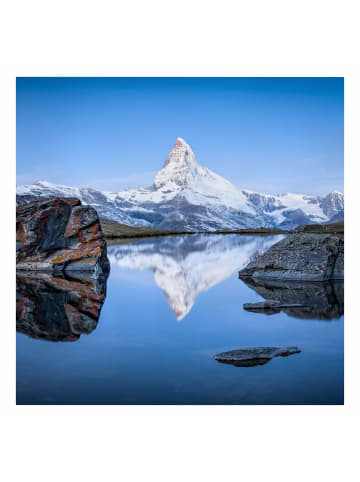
<box><xmin>16</xmin><ymin>137</ymin><xmax>344</xmax><ymax>231</ymax></box>
<box><xmin>153</xmin><ymin>138</ymin><xmax>199</xmax><ymax>190</ymax></box>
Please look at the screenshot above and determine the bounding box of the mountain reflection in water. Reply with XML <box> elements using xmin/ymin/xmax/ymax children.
<box><xmin>107</xmin><ymin>234</ymin><xmax>284</xmax><ymax>320</ymax></box>
<box><xmin>16</xmin><ymin>272</ymin><xmax>108</xmax><ymax>342</ymax></box>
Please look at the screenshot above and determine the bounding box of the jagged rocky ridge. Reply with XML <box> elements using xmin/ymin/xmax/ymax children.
<box><xmin>16</xmin><ymin>138</ymin><xmax>344</xmax><ymax>231</ymax></box>
<box><xmin>16</xmin><ymin>198</ymin><xmax>110</xmax><ymax>276</ymax></box>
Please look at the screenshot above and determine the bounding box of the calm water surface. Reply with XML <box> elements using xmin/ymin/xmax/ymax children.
<box><xmin>16</xmin><ymin>234</ymin><xmax>344</xmax><ymax>404</ymax></box>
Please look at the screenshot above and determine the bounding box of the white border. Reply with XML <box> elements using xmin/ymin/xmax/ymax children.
<box><xmin>1</xmin><ymin>1</ymin><xmax>359</xmax><ymax>480</ymax></box>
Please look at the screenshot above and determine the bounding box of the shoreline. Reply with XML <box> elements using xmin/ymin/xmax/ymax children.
<box><xmin>101</xmin><ymin>219</ymin><xmax>292</xmax><ymax>241</ymax></box>
<box><xmin>103</xmin><ymin>230</ymin><xmax>289</xmax><ymax>241</ymax></box>
<box><xmin>102</xmin><ymin>221</ymin><xmax>344</xmax><ymax>242</ymax></box>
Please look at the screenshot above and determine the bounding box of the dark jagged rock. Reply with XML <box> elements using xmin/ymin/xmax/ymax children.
<box><xmin>16</xmin><ymin>194</ymin><xmax>38</xmax><ymax>206</ymax></box>
<box><xmin>214</xmin><ymin>346</ymin><xmax>301</xmax><ymax>367</ymax></box>
<box><xmin>16</xmin><ymin>271</ymin><xmax>107</xmax><ymax>342</ymax></box>
<box><xmin>241</xmin><ymin>278</ymin><xmax>344</xmax><ymax>320</ymax></box>
<box><xmin>239</xmin><ymin>233</ymin><xmax>344</xmax><ymax>281</ymax></box>
<box><xmin>16</xmin><ymin>198</ymin><xmax>110</xmax><ymax>276</ymax></box>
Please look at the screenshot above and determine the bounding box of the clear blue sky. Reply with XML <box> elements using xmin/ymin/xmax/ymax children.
<box><xmin>16</xmin><ymin>77</ymin><xmax>343</xmax><ymax>195</ymax></box>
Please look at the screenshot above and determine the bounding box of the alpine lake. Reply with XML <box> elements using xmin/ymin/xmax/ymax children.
<box><xmin>16</xmin><ymin>233</ymin><xmax>344</xmax><ymax>405</ymax></box>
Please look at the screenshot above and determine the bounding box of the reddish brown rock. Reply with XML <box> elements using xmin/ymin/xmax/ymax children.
<box><xmin>174</xmin><ymin>138</ymin><xmax>183</xmax><ymax>148</ymax></box>
<box><xmin>16</xmin><ymin>271</ymin><xmax>107</xmax><ymax>342</ymax></box>
<box><xmin>16</xmin><ymin>198</ymin><xmax>110</xmax><ymax>276</ymax></box>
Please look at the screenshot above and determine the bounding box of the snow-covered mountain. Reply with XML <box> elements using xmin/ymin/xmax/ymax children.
<box><xmin>107</xmin><ymin>234</ymin><xmax>284</xmax><ymax>320</ymax></box>
<box><xmin>16</xmin><ymin>137</ymin><xmax>344</xmax><ymax>230</ymax></box>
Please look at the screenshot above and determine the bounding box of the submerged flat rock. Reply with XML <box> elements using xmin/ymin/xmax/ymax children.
<box><xmin>243</xmin><ymin>300</ymin><xmax>303</xmax><ymax>315</ymax></box>
<box><xmin>214</xmin><ymin>346</ymin><xmax>301</xmax><ymax>367</ymax></box>
<box><xmin>244</xmin><ymin>300</ymin><xmax>281</xmax><ymax>309</ymax></box>
<box><xmin>239</xmin><ymin>233</ymin><xmax>344</xmax><ymax>281</ymax></box>
<box><xmin>16</xmin><ymin>198</ymin><xmax>110</xmax><ymax>276</ymax></box>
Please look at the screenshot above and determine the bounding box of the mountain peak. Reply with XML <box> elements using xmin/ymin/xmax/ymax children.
<box><xmin>174</xmin><ymin>137</ymin><xmax>187</xmax><ymax>147</ymax></box>
<box><xmin>153</xmin><ymin>138</ymin><xmax>199</xmax><ymax>190</ymax></box>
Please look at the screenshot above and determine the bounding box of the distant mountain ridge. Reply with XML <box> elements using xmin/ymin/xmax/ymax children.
<box><xmin>16</xmin><ymin>138</ymin><xmax>344</xmax><ymax>231</ymax></box>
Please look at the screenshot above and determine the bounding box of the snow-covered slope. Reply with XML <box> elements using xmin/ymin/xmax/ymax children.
<box><xmin>152</xmin><ymin>138</ymin><xmax>255</xmax><ymax>213</ymax></box>
<box><xmin>16</xmin><ymin>137</ymin><xmax>344</xmax><ymax>230</ymax></box>
<box><xmin>108</xmin><ymin>234</ymin><xmax>284</xmax><ymax>320</ymax></box>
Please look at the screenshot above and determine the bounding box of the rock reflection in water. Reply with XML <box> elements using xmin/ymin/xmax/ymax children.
<box><xmin>241</xmin><ymin>278</ymin><xmax>344</xmax><ymax>320</ymax></box>
<box><xmin>16</xmin><ymin>272</ymin><xmax>108</xmax><ymax>342</ymax></box>
<box><xmin>107</xmin><ymin>234</ymin><xmax>284</xmax><ymax>320</ymax></box>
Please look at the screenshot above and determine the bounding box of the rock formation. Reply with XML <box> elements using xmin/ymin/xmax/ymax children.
<box><xmin>16</xmin><ymin>271</ymin><xmax>107</xmax><ymax>342</ymax></box>
<box><xmin>16</xmin><ymin>198</ymin><xmax>110</xmax><ymax>276</ymax></box>
<box><xmin>238</xmin><ymin>233</ymin><xmax>344</xmax><ymax>281</ymax></box>
<box><xmin>214</xmin><ymin>346</ymin><xmax>301</xmax><ymax>367</ymax></box>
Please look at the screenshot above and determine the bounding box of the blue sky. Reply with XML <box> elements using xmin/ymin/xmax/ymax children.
<box><xmin>16</xmin><ymin>77</ymin><xmax>343</xmax><ymax>195</ymax></box>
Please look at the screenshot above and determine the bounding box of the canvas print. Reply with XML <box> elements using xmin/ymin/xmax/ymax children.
<box><xmin>16</xmin><ymin>77</ymin><xmax>344</xmax><ymax>405</ymax></box>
